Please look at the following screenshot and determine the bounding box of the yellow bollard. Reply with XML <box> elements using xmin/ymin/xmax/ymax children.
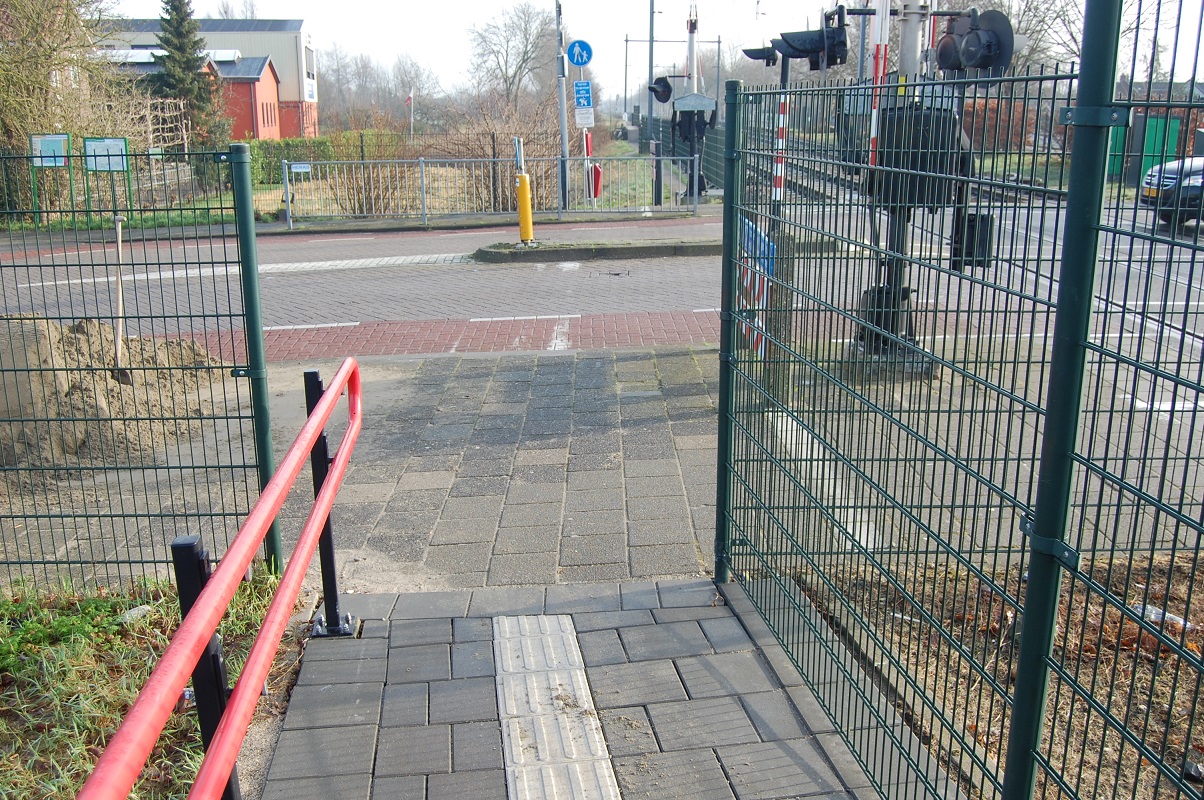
<box><xmin>516</xmin><ymin>173</ymin><xmax>534</xmax><ymax>244</ymax></box>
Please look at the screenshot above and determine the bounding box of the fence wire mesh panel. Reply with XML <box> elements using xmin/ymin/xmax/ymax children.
<box><xmin>282</xmin><ymin>154</ymin><xmax>703</xmax><ymax>222</ymax></box>
<box><xmin>1034</xmin><ymin>0</ymin><xmax>1204</xmax><ymax>797</ymax></box>
<box><xmin>1</xmin><ymin>150</ymin><xmax>262</xmax><ymax>593</ymax></box>
<box><xmin>717</xmin><ymin>0</ymin><xmax>1204</xmax><ymax>796</ymax></box>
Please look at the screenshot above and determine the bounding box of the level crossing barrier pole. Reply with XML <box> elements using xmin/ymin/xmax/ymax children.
<box><xmin>304</xmin><ymin>370</ymin><xmax>357</xmax><ymax>637</ymax></box>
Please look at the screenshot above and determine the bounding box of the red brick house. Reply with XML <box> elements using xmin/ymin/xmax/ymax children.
<box><xmin>217</xmin><ymin>56</ymin><xmax>282</xmax><ymax>141</ymax></box>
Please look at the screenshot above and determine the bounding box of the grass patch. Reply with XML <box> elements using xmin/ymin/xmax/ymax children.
<box><xmin>0</xmin><ymin>568</ymin><xmax>303</xmax><ymax>798</ymax></box>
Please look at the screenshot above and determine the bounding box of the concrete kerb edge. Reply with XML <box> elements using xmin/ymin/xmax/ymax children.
<box><xmin>472</xmin><ymin>241</ymin><xmax>723</xmax><ymax>263</ymax></box>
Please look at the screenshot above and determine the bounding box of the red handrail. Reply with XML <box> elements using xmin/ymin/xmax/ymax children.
<box><xmin>78</xmin><ymin>357</ymin><xmax>363</xmax><ymax>800</ymax></box>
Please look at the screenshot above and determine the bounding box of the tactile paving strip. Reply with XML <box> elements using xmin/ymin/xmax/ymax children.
<box><xmin>494</xmin><ymin>615</ymin><xmax>621</xmax><ymax>800</ymax></box>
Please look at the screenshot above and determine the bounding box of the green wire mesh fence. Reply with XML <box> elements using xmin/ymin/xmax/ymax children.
<box><xmin>1</xmin><ymin>148</ymin><xmax>270</xmax><ymax>593</ymax></box>
<box><xmin>715</xmin><ymin>0</ymin><xmax>1202</xmax><ymax>796</ymax></box>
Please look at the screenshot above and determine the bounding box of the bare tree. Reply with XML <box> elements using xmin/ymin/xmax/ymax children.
<box><xmin>469</xmin><ymin>2</ymin><xmax>555</xmax><ymax>109</ymax></box>
<box><xmin>0</xmin><ymin>0</ymin><xmax>145</xmax><ymax>149</ymax></box>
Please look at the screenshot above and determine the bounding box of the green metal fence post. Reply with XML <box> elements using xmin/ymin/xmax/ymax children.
<box><xmin>229</xmin><ymin>142</ymin><xmax>282</xmax><ymax>572</ymax></box>
<box><xmin>714</xmin><ymin>79</ymin><xmax>743</xmax><ymax>586</ymax></box>
<box><xmin>1000</xmin><ymin>0</ymin><xmax>1125</xmax><ymax>797</ymax></box>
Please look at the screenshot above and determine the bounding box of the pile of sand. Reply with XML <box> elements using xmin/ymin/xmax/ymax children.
<box><xmin>1</xmin><ymin>315</ymin><xmax>224</xmax><ymax>494</ymax></box>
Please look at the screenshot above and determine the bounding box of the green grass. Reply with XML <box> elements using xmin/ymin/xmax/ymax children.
<box><xmin>0</xmin><ymin>568</ymin><xmax>290</xmax><ymax>799</ymax></box>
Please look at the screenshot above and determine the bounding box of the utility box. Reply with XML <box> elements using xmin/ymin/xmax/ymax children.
<box><xmin>871</xmin><ymin>105</ymin><xmax>963</xmax><ymax>209</ymax></box>
<box><xmin>951</xmin><ymin>212</ymin><xmax>994</xmax><ymax>271</ymax></box>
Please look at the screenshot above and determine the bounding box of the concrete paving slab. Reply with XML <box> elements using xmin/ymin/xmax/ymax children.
<box><xmin>646</xmin><ymin>695</ymin><xmax>761</xmax><ymax>751</ymax></box>
<box><xmin>375</xmin><ymin>724</ymin><xmax>451</xmax><ymax>776</ymax></box>
<box><xmin>296</xmin><ymin>657</ymin><xmax>387</xmax><ymax>686</ymax></box>
<box><xmin>262</xmin><ymin>773</ymin><xmax>372</xmax><ymax>800</ymax></box>
<box><xmin>597</xmin><ymin>707</ymin><xmax>659</xmax><ymax>757</ymax></box>
<box><xmin>266</xmin><ymin>724</ymin><xmax>378</xmax><ymax>780</ymax></box>
<box><xmin>468</xmin><ymin>586</ymin><xmax>546</xmax><ymax>617</ymax></box>
<box><xmin>571</xmin><ymin>609</ymin><xmax>656</xmax><ymax>631</ymax></box>
<box><xmin>618</xmin><ymin>620</ymin><xmax>713</xmax><ymax>660</ymax></box>
<box><xmin>453</xmin><ymin>720</ymin><xmax>505</xmax><ymax>771</ymax></box>
<box><xmin>303</xmin><ymin>636</ymin><xmax>388</xmax><ymax>662</ymax></box>
<box><xmin>588</xmin><ymin>660</ymin><xmax>687</xmax><ymax>708</ymax></box>
<box><xmin>427</xmin><ymin>770</ymin><xmax>507</xmax><ymax>800</ymax></box>
<box><xmin>391</xmin><ymin>591</ymin><xmax>470</xmax><ymax>619</ymax></box>
<box><xmin>543</xmin><ymin>583</ymin><xmax>623</xmax><ymax>613</ymax></box>
<box><xmin>716</xmin><ymin>739</ymin><xmax>845</xmax><ymax>799</ymax></box>
<box><xmin>389</xmin><ymin>618</ymin><xmax>453</xmax><ymax>647</ymax></box>
<box><xmin>369</xmin><ymin>775</ymin><xmax>425</xmax><ymax>800</ymax></box>
<box><xmin>429</xmin><ymin>676</ymin><xmax>498</xmax><ymax>724</ymax></box>
<box><xmin>739</xmin><ymin>690</ymin><xmax>813</xmax><ymax>742</ymax></box>
<box><xmin>613</xmin><ymin>749</ymin><xmax>736</xmax><ymax>800</ymax></box>
<box><xmin>451</xmin><ymin>639</ymin><xmax>496</xmax><ymax>678</ymax></box>
<box><xmin>577</xmin><ymin>629</ymin><xmax>628</xmax><ymax>666</ymax></box>
<box><xmin>385</xmin><ymin>643</ymin><xmax>451</xmax><ymax>684</ymax></box>
<box><xmin>380</xmin><ymin>682</ymin><xmax>428</xmax><ymax>727</ymax></box>
<box><xmin>283</xmin><ymin>682</ymin><xmax>383</xmax><ymax>730</ymax></box>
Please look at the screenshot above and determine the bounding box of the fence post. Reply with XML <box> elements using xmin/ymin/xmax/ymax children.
<box><xmin>171</xmin><ymin>535</ymin><xmax>242</xmax><ymax>800</ymax></box>
<box><xmin>419</xmin><ymin>157</ymin><xmax>428</xmax><ymax>225</ymax></box>
<box><xmin>304</xmin><ymin>370</ymin><xmax>357</xmax><ymax>637</ymax></box>
<box><xmin>1000</xmin><ymin>0</ymin><xmax>1125</xmax><ymax>798</ymax></box>
<box><xmin>281</xmin><ymin>160</ymin><xmax>293</xmax><ymax>230</ymax></box>
<box><xmin>714</xmin><ymin>79</ymin><xmax>743</xmax><ymax>585</ymax></box>
<box><xmin>228</xmin><ymin>143</ymin><xmax>282</xmax><ymax>571</ymax></box>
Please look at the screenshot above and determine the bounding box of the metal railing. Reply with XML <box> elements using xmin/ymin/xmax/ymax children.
<box><xmin>714</xmin><ymin>0</ymin><xmax>1204</xmax><ymax>795</ymax></box>
<box><xmin>78</xmin><ymin>357</ymin><xmax>362</xmax><ymax>800</ymax></box>
<box><xmin>1</xmin><ymin>143</ymin><xmax>278</xmax><ymax>593</ymax></box>
<box><xmin>280</xmin><ymin>153</ymin><xmax>704</xmax><ymax>225</ymax></box>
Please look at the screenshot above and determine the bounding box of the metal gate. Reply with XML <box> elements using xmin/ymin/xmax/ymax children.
<box><xmin>714</xmin><ymin>0</ymin><xmax>1204</xmax><ymax>798</ymax></box>
<box><xmin>1</xmin><ymin>144</ymin><xmax>277</xmax><ymax>592</ymax></box>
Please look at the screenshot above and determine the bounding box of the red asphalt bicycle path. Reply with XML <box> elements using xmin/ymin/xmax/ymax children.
<box><xmin>197</xmin><ymin>309</ymin><xmax>721</xmax><ymax>363</ymax></box>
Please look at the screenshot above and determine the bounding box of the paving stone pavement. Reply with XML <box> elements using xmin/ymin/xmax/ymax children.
<box><xmin>261</xmin><ymin>346</ymin><xmax>880</xmax><ymax>799</ymax></box>
<box><xmin>270</xmin><ymin>347</ymin><xmax>721</xmax><ymax>592</ymax></box>
<box><xmin>263</xmin><ymin>580</ymin><xmax>875</xmax><ymax>800</ymax></box>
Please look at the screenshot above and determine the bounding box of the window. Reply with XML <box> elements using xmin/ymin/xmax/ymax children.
<box><xmin>304</xmin><ymin>47</ymin><xmax>316</xmax><ymax>81</ymax></box>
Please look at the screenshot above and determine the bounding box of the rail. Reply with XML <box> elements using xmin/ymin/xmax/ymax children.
<box><xmin>77</xmin><ymin>357</ymin><xmax>364</xmax><ymax>800</ymax></box>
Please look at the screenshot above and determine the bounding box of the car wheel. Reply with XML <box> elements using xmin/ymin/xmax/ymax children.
<box><xmin>1158</xmin><ymin>209</ymin><xmax>1186</xmax><ymax>227</ymax></box>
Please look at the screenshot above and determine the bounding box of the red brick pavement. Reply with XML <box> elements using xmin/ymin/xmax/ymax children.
<box><xmin>195</xmin><ymin>309</ymin><xmax>721</xmax><ymax>362</ymax></box>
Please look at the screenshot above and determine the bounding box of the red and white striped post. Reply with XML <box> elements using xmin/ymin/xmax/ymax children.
<box><xmin>867</xmin><ymin>0</ymin><xmax>892</xmax><ymax>168</ymax></box>
<box><xmin>772</xmin><ymin>92</ymin><xmax>788</xmax><ymax>207</ymax></box>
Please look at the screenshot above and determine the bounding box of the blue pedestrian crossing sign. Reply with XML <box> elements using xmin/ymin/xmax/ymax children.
<box><xmin>573</xmin><ymin>80</ymin><xmax>593</xmax><ymax>108</ymax></box>
<box><xmin>567</xmin><ymin>40</ymin><xmax>593</xmax><ymax>67</ymax></box>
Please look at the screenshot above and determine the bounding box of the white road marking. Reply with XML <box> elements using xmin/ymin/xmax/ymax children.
<box><xmin>547</xmin><ymin>319</ymin><xmax>572</xmax><ymax>350</ymax></box>
<box><xmin>693</xmin><ymin>307</ymin><xmax>721</xmax><ymax>313</ymax></box>
<box><xmin>470</xmin><ymin>314</ymin><xmax>581</xmax><ymax>323</ymax></box>
<box><xmin>262</xmin><ymin>322</ymin><xmax>360</xmax><ymax>331</ymax></box>
<box><xmin>18</xmin><ymin>253</ymin><xmax>474</xmax><ymax>287</ymax></box>
<box><xmin>305</xmin><ymin>236</ymin><xmax>376</xmax><ymax>242</ymax></box>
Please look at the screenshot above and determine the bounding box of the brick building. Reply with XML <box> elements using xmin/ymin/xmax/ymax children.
<box><xmin>100</xmin><ymin>18</ymin><xmax>317</xmax><ymax>138</ymax></box>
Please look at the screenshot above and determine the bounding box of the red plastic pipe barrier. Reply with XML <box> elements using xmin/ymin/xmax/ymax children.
<box><xmin>77</xmin><ymin>357</ymin><xmax>363</xmax><ymax>800</ymax></box>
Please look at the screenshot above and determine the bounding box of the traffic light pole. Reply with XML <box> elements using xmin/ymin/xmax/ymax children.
<box><xmin>556</xmin><ymin>1</ymin><xmax>570</xmax><ymax>216</ymax></box>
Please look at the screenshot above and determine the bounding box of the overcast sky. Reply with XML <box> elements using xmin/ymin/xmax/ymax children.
<box><xmin>105</xmin><ymin>0</ymin><xmax>831</xmax><ymax>102</ymax></box>
<box><xmin>107</xmin><ymin>0</ymin><xmax>1204</xmax><ymax>100</ymax></box>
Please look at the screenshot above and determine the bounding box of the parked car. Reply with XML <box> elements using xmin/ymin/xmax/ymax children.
<box><xmin>1140</xmin><ymin>157</ymin><xmax>1203</xmax><ymax>227</ymax></box>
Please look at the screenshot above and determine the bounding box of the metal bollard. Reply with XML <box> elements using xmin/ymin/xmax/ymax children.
<box><xmin>171</xmin><ymin>535</ymin><xmax>242</xmax><ymax>800</ymax></box>
<box><xmin>304</xmin><ymin>370</ymin><xmax>357</xmax><ymax>638</ymax></box>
